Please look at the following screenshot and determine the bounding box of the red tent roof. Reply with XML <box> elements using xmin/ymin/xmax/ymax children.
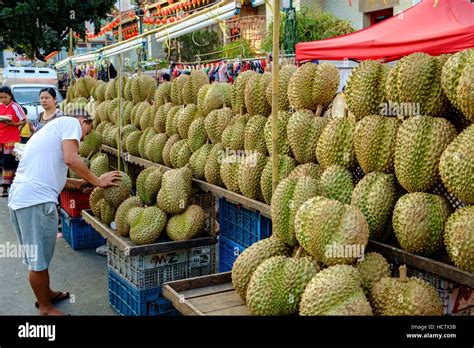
<box><xmin>295</xmin><ymin>0</ymin><xmax>474</xmax><ymax>62</ymax></box>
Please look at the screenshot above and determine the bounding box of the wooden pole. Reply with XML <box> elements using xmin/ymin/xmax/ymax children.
<box><xmin>271</xmin><ymin>0</ymin><xmax>281</xmax><ymax>224</ymax></box>
<box><xmin>69</xmin><ymin>28</ymin><xmax>74</xmax><ymax>88</ymax></box>
<box><xmin>117</xmin><ymin>10</ymin><xmax>123</xmax><ymax>172</ymax></box>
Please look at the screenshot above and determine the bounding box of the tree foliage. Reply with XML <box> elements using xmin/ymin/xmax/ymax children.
<box><xmin>0</xmin><ymin>0</ymin><xmax>116</xmax><ymax>60</ymax></box>
<box><xmin>166</xmin><ymin>30</ymin><xmax>221</xmax><ymax>62</ymax></box>
<box><xmin>262</xmin><ymin>7</ymin><xmax>355</xmax><ymax>53</ymax></box>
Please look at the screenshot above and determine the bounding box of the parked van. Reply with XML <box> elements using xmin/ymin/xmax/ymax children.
<box><xmin>2</xmin><ymin>67</ymin><xmax>63</xmax><ymax>121</ymax></box>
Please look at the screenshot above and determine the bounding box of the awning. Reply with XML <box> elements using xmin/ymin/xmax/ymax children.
<box><xmin>296</xmin><ymin>0</ymin><xmax>474</xmax><ymax>62</ymax></box>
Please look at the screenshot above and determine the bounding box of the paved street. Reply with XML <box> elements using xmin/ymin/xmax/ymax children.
<box><xmin>0</xmin><ymin>197</ymin><xmax>116</xmax><ymax>316</ymax></box>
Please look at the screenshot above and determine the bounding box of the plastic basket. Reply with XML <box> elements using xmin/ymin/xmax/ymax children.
<box><xmin>107</xmin><ymin>242</ymin><xmax>216</xmax><ymax>290</ymax></box>
<box><xmin>60</xmin><ymin>190</ymin><xmax>91</xmax><ymax>218</ymax></box>
<box><xmin>218</xmin><ymin>198</ymin><xmax>271</xmax><ymax>248</ymax></box>
<box><xmin>108</xmin><ymin>268</ymin><xmax>178</xmax><ymax>316</ymax></box>
<box><xmin>61</xmin><ymin>208</ymin><xmax>106</xmax><ymax>250</ymax></box>
<box><xmin>218</xmin><ymin>235</ymin><xmax>246</xmax><ymax>273</ymax></box>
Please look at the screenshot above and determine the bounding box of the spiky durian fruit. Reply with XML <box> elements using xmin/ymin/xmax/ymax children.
<box><xmin>237</xmin><ymin>152</ymin><xmax>267</xmax><ymax>201</ymax></box>
<box><xmin>394</xmin><ymin>116</ymin><xmax>456</xmax><ymax>192</ymax></box>
<box><xmin>318</xmin><ymin>165</ymin><xmax>354</xmax><ymax>204</ymax></box>
<box><xmin>271</xmin><ymin>176</ymin><xmax>319</xmax><ymax>247</ymax></box>
<box><xmin>354</xmin><ymin>115</ymin><xmax>401</xmax><ymax>174</ymax></box>
<box><xmin>372</xmin><ymin>266</ymin><xmax>443</xmax><ymax>316</ymax></box>
<box><xmin>265</xmin><ymin>65</ymin><xmax>297</xmax><ymax>111</ymax></box>
<box><xmin>154</xmin><ymin>81</ymin><xmax>172</xmax><ymax>106</ymax></box>
<box><xmin>244</xmin><ymin>72</ymin><xmax>272</xmax><ymax>116</ymax></box>
<box><xmin>170</xmin><ymin>74</ymin><xmax>188</xmax><ymax>105</ymax></box>
<box><xmin>287</xmin><ymin>63</ymin><xmax>318</xmax><ymax>110</ymax></box>
<box><xmin>392</xmin><ymin>193</ymin><xmax>450</xmax><ymax>256</ymax></box>
<box><xmin>441</xmin><ymin>48</ymin><xmax>474</xmax><ymax>122</ymax></box>
<box><xmin>260</xmin><ymin>155</ymin><xmax>296</xmax><ymax>205</ymax></box>
<box><xmin>439</xmin><ymin>124</ymin><xmax>474</xmax><ymax>204</ymax></box>
<box><xmin>232</xmin><ymin>70</ymin><xmax>257</xmax><ymax>115</ymax></box>
<box><xmin>316</xmin><ymin>117</ymin><xmax>356</xmax><ymax>170</ymax></box>
<box><xmin>300</xmin><ymin>265</ymin><xmax>373</xmax><ymax>316</ymax></box>
<box><xmin>444</xmin><ymin>206</ymin><xmax>474</xmax><ymax>272</ymax></box>
<box><xmin>205</xmin><ymin>107</ymin><xmax>234</xmax><ymax>144</ymax></box>
<box><xmin>204</xmin><ymin>143</ymin><xmax>225</xmax><ymax>187</ymax></box>
<box><xmin>312</xmin><ymin>62</ymin><xmax>340</xmax><ymax>109</ymax></box>
<box><xmin>345</xmin><ymin>60</ymin><xmax>388</xmax><ymax>120</ymax></box>
<box><xmin>357</xmin><ymin>252</ymin><xmax>390</xmax><ymax>299</ymax></box>
<box><xmin>232</xmin><ymin>237</ymin><xmax>292</xmax><ymax>301</ymax></box>
<box><xmin>221</xmin><ymin>114</ymin><xmax>248</xmax><ymax>151</ymax></box>
<box><xmin>386</xmin><ymin>52</ymin><xmax>448</xmax><ymax>117</ymax></box>
<box><xmin>182</xmin><ymin>70</ymin><xmax>209</xmax><ymax>105</ymax></box>
<box><xmin>264</xmin><ymin>111</ymin><xmax>292</xmax><ymax>156</ymax></box>
<box><xmin>244</xmin><ymin>115</ymin><xmax>268</xmax><ymax>155</ymax></box>
<box><xmin>246</xmin><ymin>254</ymin><xmax>320</xmax><ymax>316</ymax></box>
<box><xmin>131</xmin><ymin>75</ymin><xmax>156</xmax><ymax>104</ymax></box>
<box><xmin>351</xmin><ymin>172</ymin><xmax>397</xmax><ymax>241</ymax></box>
<box><xmin>154</xmin><ymin>102</ymin><xmax>173</xmax><ymax>133</ymax></box>
<box><xmin>189</xmin><ymin>143</ymin><xmax>213</xmax><ymax>180</ymax></box>
<box><xmin>287</xmin><ymin>109</ymin><xmax>329</xmax><ymax>164</ymax></box>
<box><xmin>288</xmin><ymin>163</ymin><xmax>323</xmax><ymax>180</ymax></box>
<box><xmin>295</xmin><ymin>196</ymin><xmax>369</xmax><ymax>266</ymax></box>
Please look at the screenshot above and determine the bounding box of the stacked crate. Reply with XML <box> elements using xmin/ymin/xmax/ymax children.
<box><xmin>217</xmin><ymin>198</ymin><xmax>271</xmax><ymax>272</ymax></box>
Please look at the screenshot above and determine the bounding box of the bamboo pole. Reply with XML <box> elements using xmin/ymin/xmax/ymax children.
<box><xmin>271</xmin><ymin>0</ymin><xmax>281</xmax><ymax>226</ymax></box>
<box><xmin>69</xmin><ymin>28</ymin><xmax>74</xmax><ymax>88</ymax></box>
<box><xmin>117</xmin><ymin>8</ymin><xmax>123</xmax><ymax>172</ymax></box>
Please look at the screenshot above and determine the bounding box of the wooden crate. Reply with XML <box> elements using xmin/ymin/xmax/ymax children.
<box><xmin>162</xmin><ymin>272</ymin><xmax>250</xmax><ymax>316</ymax></box>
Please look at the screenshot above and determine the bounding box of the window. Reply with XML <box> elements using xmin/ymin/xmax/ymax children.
<box><xmin>12</xmin><ymin>87</ymin><xmax>63</xmax><ymax>105</ymax></box>
<box><xmin>370</xmin><ymin>8</ymin><xmax>393</xmax><ymax>25</ymax></box>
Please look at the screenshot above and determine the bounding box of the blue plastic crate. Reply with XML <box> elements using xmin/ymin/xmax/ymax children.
<box><xmin>61</xmin><ymin>208</ymin><xmax>106</xmax><ymax>250</ymax></box>
<box><xmin>108</xmin><ymin>268</ymin><xmax>177</xmax><ymax>316</ymax></box>
<box><xmin>218</xmin><ymin>236</ymin><xmax>246</xmax><ymax>273</ymax></box>
<box><xmin>218</xmin><ymin>198</ymin><xmax>271</xmax><ymax>248</ymax></box>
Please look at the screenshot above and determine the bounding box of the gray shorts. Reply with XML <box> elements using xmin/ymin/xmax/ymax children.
<box><xmin>9</xmin><ymin>202</ymin><xmax>58</xmax><ymax>272</ymax></box>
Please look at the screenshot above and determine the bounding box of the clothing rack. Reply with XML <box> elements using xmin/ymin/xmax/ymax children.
<box><xmin>171</xmin><ymin>56</ymin><xmax>268</xmax><ymax>82</ymax></box>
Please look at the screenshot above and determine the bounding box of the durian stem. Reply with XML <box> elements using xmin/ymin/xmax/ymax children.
<box><xmin>315</xmin><ymin>105</ymin><xmax>323</xmax><ymax>117</ymax></box>
<box><xmin>294</xmin><ymin>246</ymin><xmax>304</xmax><ymax>259</ymax></box>
<box><xmin>399</xmin><ymin>265</ymin><xmax>408</xmax><ymax>282</ymax></box>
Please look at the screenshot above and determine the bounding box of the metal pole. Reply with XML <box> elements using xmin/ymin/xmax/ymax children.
<box><xmin>271</xmin><ymin>0</ymin><xmax>281</xmax><ymax>218</ymax></box>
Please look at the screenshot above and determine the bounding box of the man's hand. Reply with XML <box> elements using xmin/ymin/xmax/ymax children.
<box><xmin>98</xmin><ymin>171</ymin><xmax>122</xmax><ymax>188</ymax></box>
<box><xmin>77</xmin><ymin>179</ymin><xmax>94</xmax><ymax>193</ymax></box>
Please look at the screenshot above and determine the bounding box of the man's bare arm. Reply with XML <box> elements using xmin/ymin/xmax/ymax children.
<box><xmin>62</xmin><ymin>139</ymin><xmax>102</xmax><ymax>186</ymax></box>
<box><xmin>62</xmin><ymin>140</ymin><xmax>122</xmax><ymax>188</ymax></box>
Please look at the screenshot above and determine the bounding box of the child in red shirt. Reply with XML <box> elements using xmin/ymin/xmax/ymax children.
<box><xmin>0</xmin><ymin>86</ymin><xmax>26</xmax><ymax>197</ymax></box>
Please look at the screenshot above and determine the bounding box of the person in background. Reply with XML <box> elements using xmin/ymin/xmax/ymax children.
<box><xmin>162</xmin><ymin>73</ymin><xmax>170</xmax><ymax>82</ymax></box>
<box><xmin>29</xmin><ymin>88</ymin><xmax>64</xmax><ymax>135</ymax></box>
<box><xmin>0</xmin><ymin>86</ymin><xmax>27</xmax><ymax>197</ymax></box>
<box><xmin>20</xmin><ymin>107</ymin><xmax>29</xmax><ymax>144</ymax></box>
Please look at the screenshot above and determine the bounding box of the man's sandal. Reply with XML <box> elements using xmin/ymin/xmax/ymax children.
<box><xmin>35</xmin><ymin>291</ymin><xmax>70</xmax><ymax>308</ymax></box>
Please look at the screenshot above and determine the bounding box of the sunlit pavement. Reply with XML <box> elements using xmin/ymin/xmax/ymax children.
<box><xmin>0</xmin><ymin>197</ymin><xmax>116</xmax><ymax>315</ymax></box>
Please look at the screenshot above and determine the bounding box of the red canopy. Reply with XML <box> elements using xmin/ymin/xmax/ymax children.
<box><xmin>295</xmin><ymin>0</ymin><xmax>474</xmax><ymax>62</ymax></box>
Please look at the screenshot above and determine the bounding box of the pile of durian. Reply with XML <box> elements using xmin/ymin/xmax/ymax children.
<box><xmin>68</xmin><ymin>49</ymin><xmax>472</xmax><ymax>288</ymax></box>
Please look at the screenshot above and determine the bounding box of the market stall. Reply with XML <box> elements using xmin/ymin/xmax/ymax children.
<box><xmin>296</xmin><ymin>0</ymin><xmax>474</xmax><ymax>62</ymax></box>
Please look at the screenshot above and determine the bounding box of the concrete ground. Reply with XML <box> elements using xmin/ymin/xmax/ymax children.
<box><xmin>0</xmin><ymin>197</ymin><xmax>116</xmax><ymax>316</ymax></box>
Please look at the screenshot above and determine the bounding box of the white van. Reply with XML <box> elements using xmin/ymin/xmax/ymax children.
<box><xmin>2</xmin><ymin>67</ymin><xmax>63</xmax><ymax>121</ymax></box>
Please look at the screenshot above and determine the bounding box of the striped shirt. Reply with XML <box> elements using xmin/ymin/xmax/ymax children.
<box><xmin>32</xmin><ymin>109</ymin><xmax>64</xmax><ymax>133</ymax></box>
